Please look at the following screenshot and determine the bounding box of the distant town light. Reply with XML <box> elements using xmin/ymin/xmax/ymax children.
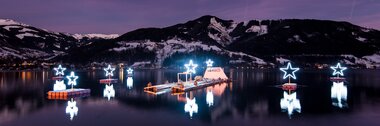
<box><xmin>280</xmin><ymin>62</ymin><xmax>300</xmax><ymax>80</ymax></box>
<box><xmin>185</xmin><ymin>60</ymin><xmax>198</xmax><ymax>74</ymax></box>
<box><xmin>331</xmin><ymin>63</ymin><xmax>347</xmax><ymax>76</ymax></box>
<box><xmin>54</xmin><ymin>65</ymin><xmax>66</xmax><ymax>76</ymax></box>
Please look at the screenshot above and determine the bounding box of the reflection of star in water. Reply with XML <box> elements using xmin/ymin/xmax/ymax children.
<box><xmin>280</xmin><ymin>91</ymin><xmax>301</xmax><ymax>118</ymax></box>
<box><xmin>330</xmin><ymin>63</ymin><xmax>347</xmax><ymax>76</ymax></box>
<box><xmin>127</xmin><ymin>77</ymin><xmax>133</xmax><ymax>89</ymax></box>
<box><xmin>206</xmin><ymin>90</ymin><xmax>214</xmax><ymax>107</ymax></box>
<box><xmin>184</xmin><ymin>96</ymin><xmax>198</xmax><ymax>118</ymax></box>
<box><xmin>127</xmin><ymin>68</ymin><xmax>133</xmax><ymax>74</ymax></box>
<box><xmin>103</xmin><ymin>84</ymin><xmax>115</xmax><ymax>101</ymax></box>
<box><xmin>206</xmin><ymin>59</ymin><xmax>214</xmax><ymax>67</ymax></box>
<box><xmin>66</xmin><ymin>72</ymin><xmax>78</xmax><ymax>86</ymax></box>
<box><xmin>54</xmin><ymin>65</ymin><xmax>66</xmax><ymax>76</ymax></box>
<box><xmin>280</xmin><ymin>62</ymin><xmax>299</xmax><ymax>80</ymax></box>
<box><xmin>331</xmin><ymin>82</ymin><xmax>347</xmax><ymax>108</ymax></box>
<box><xmin>185</xmin><ymin>60</ymin><xmax>198</xmax><ymax>74</ymax></box>
<box><xmin>104</xmin><ymin>65</ymin><xmax>115</xmax><ymax>77</ymax></box>
<box><xmin>66</xmin><ymin>100</ymin><xmax>78</xmax><ymax>121</ymax></box>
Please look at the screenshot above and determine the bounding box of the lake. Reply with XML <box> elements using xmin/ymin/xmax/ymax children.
<box><xmin>1</xmin><ymin>69</ymin><xmax>380</xmax><ymax>126</ymax></box>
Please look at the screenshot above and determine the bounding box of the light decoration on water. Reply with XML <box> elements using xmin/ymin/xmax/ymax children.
<box><xmin>53</xmin><ymin>65</ymin><xmax>66</xmax><ymax>76</ymax></box>
<box><xmin>330</xmin><ymin>63</ymin><xmax>347</xmax><ymax>77</ymax></box>
<box><xmin>103</xmin><ymin>84</ymin><xmax>115</xmax><ymax>101</ymax></box>
<box><xmin>104</xmin><ymin>65</ymin><xmax>115</xmax><ymax>77</ymax></box>
<box><xmin>184</xmin><ymin>95</ymin><xmax>198</xmax><ymax>118</ymax></box>
<box><xmin>66</xmin><ymin>71</ymin><xmax>78</xmax><ymax>89</ymax></box>
<box><xmin>331</xmin><ymin>82</ymin><xmax>347</xmax><ymax>108</ymax></box>
<box><xmin>53</xmin><ymin>80</ymin><xmax>66</xmax><ymax>91</ymax></box>
<box><xmin>206</xmin><ymin>59</ymin><xmax>214</xmax><ymax>67</ymax></box>
<box><xmin>65</xmin><ymin>99</ymin><xmax>78</xmax><ymax>121</ymax></box>
<box><xmin>280</xmin><ymin>91</ymin><xmax>301</xmax><ymax>118</ymax></box>
<box><xmin>185</xmin><ymin>60</ymin><xmax>198</xmax><ymax>74</ymax></box>
<box><xmin>280</xmin><ymin>62</ymin><xmax>300</xmax><ymax>80</ymax></box>
<box><xmin>206</xmin><ymin>90</ymin><xmax>214</xmax><ymax>107</ymax></box>
<box><xmin>127</xmin><ymin>68</ymin><xmax>133</xmax><ymax>75</ymax></box>
<box><xmin>127</xmin><ymin>77</ymin><xmax>133</xmax><ymax>89</ymax></box>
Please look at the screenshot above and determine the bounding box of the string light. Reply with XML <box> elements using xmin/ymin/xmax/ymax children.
<box><xmin>331</xmin><ymin>63</ymin><xmax>347</xmax><ymax>76</ymax></box>
<box><xmin>104</xmin><ymin>65</ymin><xmax>115</xmax><ymax>77</ymax></box>
<box><xmin>280</xmin><ymin>62</ymin><xmax>300</xmax><ymax>80</ymax></box>
<box><xmin>53</xmin><ymin>65</ymin><xmax>66</xmax><ymax>76</ymax></box>
<box><xmin>185</xmin><ymin>60</ymin><xmax>198</xmax><ymax>74</ymax></box>
<box><xmin>206</xmin><ymin>59</ymin><xmax>214</xmax><ymax>67</ymax></box>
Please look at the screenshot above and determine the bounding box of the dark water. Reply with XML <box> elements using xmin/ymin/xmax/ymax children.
<box><xmin>1</xmin><ymin>69</ymin><xmax>380</xmax><ymax>126</ymax></box>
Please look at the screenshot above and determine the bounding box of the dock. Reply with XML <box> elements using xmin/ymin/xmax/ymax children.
<box><xmin>144</xmin><ymin>79</ymin><xmax>229</xmax><ymax>95</ymax></box>
<box><xmin>99</xmin><ymin>79</ymin><xmax>118</xmax><ymax>84</ymax></box>
<box><xmin>47</xmin><ymin>89</ymin><xmax>91</xmax><ymax>98</ymax></box>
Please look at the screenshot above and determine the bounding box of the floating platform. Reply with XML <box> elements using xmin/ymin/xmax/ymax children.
<box><xmin>330</xmin><ymin>77</ymin><xmax>346</xmax><ymax>82</ymax></box>
<box><xmin>144</xmin><ymin>79</ymin><xmax>229</xmax><ymax>95</ymax></box>
<box><xmin>99</xmin><ymin>79</ymin><xmax>118</xmax><ymax>84</ymax></box>
<box><xmin>47</xmin><ymin>93</ymin><xmax>90</xmax><ymax>100</ymax></box>
<box><xmin>282</xmin><ymin>83</ymin><xmax>297</xmax><ymax>91</ymax></box>
<box><xmin>52</xmin><ymin>76</ymin><xmax>64</xmax><ymax>80</ymax></box>
<box><xmin>47</xmin><ymin>89</ymin><xmax>91</xmax><ymax>98</ymax></box>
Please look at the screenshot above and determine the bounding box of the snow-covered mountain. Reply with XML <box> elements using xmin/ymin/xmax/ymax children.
<box><xmin>1</xmin><ymin>16</ymin><xmax>380</xmax><ymax>68</ymax></box>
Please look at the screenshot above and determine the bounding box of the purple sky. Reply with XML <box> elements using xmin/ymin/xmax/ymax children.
<box><xmin>0</xmin><ymin>0</ymin><xmax>379</xmax><ymax>34</ymax></box>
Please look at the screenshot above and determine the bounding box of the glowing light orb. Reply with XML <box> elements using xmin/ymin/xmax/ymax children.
<box><xmin>280</xmin><ymin>91</ymin><xmax>301</xmax><ymax>117</ymax></box>
<box><xmin>66</xmin><ymin>71</ymin><xmax>78</xmax><ymax>86</ymax></box>
<box><xmin>127</xmin><ymin>77</ymin><xmax>133</xmax><ymax>89</ymax></box>
<box><xmin>206</xmin><ymin>90</ymin><xmax>214</xmax><ymax>107</ymax></box>
<box><xmin>330</xmin><ymin>63</ymin><xmax>347</xmax><ymax>76</ymax></box>
<box><xmin>184</xmin><ymin>96</ymin><xmax>198</xmax><ymax>118</ymax></box>
<box><xmin>206</xmin><ymin>59</ymin><xmax>214</xmax><ymax>67</ymax></box>
<box><xmin>127</xmin><ymin>68</ymin><xmax>133</xmax><ymax>75</ymax></box>
<box><xmin>53</xmin><ymin>80</ymin><xmax>66</xmax><ymax>91</ymax></box>
<box><xmin>104</xmin><ymin>65</ymin><xmax>115</xmax><ymax>77</ymax></box>
<box><xmin>65</xmin><ymin>100</ymin><xmax>78</xmax><ymax>120</ymax></box>
<box><xmin>184</xmin><ymin>60</ymin><xmax>198</xmax><ymax>74</ymax></box>
<box><xmin>280</xmin><ymin>62</ymin><xmax>300</xmax><ymax>80</ymax></box>
<box><xmin>103</xmin><ymin>84</ymin><xmax>115</xmax><ymax>101</ymax></box>
<box><xmin>53</xmin><ymin>65</ymin><xmax>66</xmax><ymax>76</ymax></box>
<box><xmin>331</xmin><ymin>82</ymin><xmax>347</xmax><ymax>108</ymax></box>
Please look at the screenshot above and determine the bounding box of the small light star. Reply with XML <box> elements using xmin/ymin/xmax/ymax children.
<box><xmin>127</xmin><ymin>68</ymin><xmax>133</xmax><ymax>74</ymax></box>
<box><xmin>330</xmin><ymin>63</ymin><xmax>347</xmax><ymax>76</ymax></box>
<box><xmin>66</xmin><ymin>71</ymin><xmax>78</xmax><ymax>86</ymax></box>
<box><xmin>53</xmin><ymin>65</ymin><xmax>66</xmax><ymax>76</ymax></box>
<box><xmin>185</xmin><ymin>60</ymin><xmax>198</xmax><ymax>74</ymax></box>
<box><xmin>104</xmin><ymin>65</ymin><xmax>115</xmax><ymax>77</ymax></box>
<box><xmin>206</xmin><ymin>59</ymin><xmax>214</xmax><ymax>67</ymax></box>
<box><xmin>280</xmin><ymin>62</ymin><xmax>300</xmax><ymax>80</ymax></box>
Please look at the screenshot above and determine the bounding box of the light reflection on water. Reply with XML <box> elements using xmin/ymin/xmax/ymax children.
<box><xmin>0</xmin><ymin>69</ymin><xmax>380</xmax><ymax>126</ymax></box>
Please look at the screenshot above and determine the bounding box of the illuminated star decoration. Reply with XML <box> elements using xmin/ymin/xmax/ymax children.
<box><xmin>104</xmin><ymin>65</ymin><xmax>115</xmax><ymax>77</ymax></box>
<box><xmin>206</xmin><ymin>59</ymin><xmax>214</xmax><ymax>67</ymax></box>
<box><xmin>185</xmin><ymin>60</ymin><xmax>198</xmax><ymax>74</ymax></box>
<box><xmin>53</xmin><ymin>65</ymin><xmax>66</xmax><ymax>76</ymax></box>
<box><xmin>184</xmin><ymin>96</ymin><xmax>198</xmax><ymax>118</ymax></box>
<box><xmin>127</xmin><ymin>68</ymin><xmax>133</xmax><ymax>74</ymax></box>
<box><xmin>66</xmin><ymin>71</ymin><xmax>78</xmax><ymax>86</ymax></box>
<box><xmin>330</xmin><ymin>63</ymin><xmax>347</xmax><ymax>76</ymax></box>
<box><xmin>280</xmin><ymin>62</ymin><xmax>300</xmax><ymax>80</ymax></box>
<box><xmin>66</xmin><ymin>100</ymin><xmax>78</xmax><ymax>120</ymax></box>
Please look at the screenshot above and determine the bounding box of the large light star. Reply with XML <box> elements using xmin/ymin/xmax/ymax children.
<box><xmin>330</xmin><ymin>63</ymin><xmax>347</xmax><ymax>76</ymax></box>
<box><xmin>66</xmin><ymin>100</ymin><xmax>78</xmax><ymax>121</ymax></box>
<box><xmin>280</xmin><ymin>62</ymin><xmax>300</xmax><ymax>80</ymax></box>
<box><xmin>206</xmin><ymin>59</ymin><xmax>214</xmax><ymax>67</ymax></box>
<box><xmin>53</xmin><ymin>65</ymin><xmax>66</xmax><ymax>76</ymax></box>
<box><xmin>66</xmin><ymin>71</ymin><xmax>78</xmax><ymax>86</ymax></box>
<box><xmin>185</xmin><ymin>60</ymin><xmax>198</xmax><ymax>74</ymax></box>
<box><xmin>127</xmin><ymin>68</ymin><xmax>133</xmax><ymax>74</ymax></box>
<box><xmin>104</xmin><ymin>65</ymin><xmax>115</xmax><ymax>77</ymax></box>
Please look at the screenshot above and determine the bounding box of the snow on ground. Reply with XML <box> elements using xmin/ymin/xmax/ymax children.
<box><xmin>363</xmin><ymin>53</ymin><xmax>380</xmax><ymax>63</ymax></box>
<box><xmin>208</xmin><ymin>17</ymin><xmax>233</xmax><ymax>46</ymax></box>
<box><xmin>341</xmin><ymin>55</ymin><xmax>375</xmax><ymax>68</ymax></box>
<box><xmin>0</xmin><ymin>19</ymin><xmax>26</xmax><ymax>26</ymax></box>
<box><xmin>276</xmin><ymin>57</ymin><xmax>290</xmax><ymax>64</ymax></box>
<box><xmin>73</xmin><ymin>34</ymin><xmax>119</xmax><ymax>40</ymax></box>
<box><xmin>16</xmin><ymin>33</ymin><xmax>40</xmax><ymax>39</ymax></box>
<box><xmin>245</xmin><ymin>25</ymin><xmax>268</xmax><ymax>35</ymax></box>
<box><xmin>356</xmin><ymin>37</ymin><xmax>367</xmax><ymax>42</ymax></box>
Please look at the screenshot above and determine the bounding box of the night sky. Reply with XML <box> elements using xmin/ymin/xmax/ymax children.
<box><xmin>0</xmin><ymin>0</ymin><xmax>379</xmax><ymax>34</ymax></box>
